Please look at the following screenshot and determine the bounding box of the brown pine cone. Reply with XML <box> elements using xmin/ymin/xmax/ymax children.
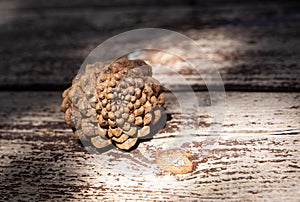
<box><xmin>61</xmin><ymin>57</ymin><xmax>166</xmax><ymax>151</ymax></box>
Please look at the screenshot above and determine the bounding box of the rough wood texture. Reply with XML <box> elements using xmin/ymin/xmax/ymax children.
<box><xmin>0</xmin><ymin>0</ymin><xmax>299</xmax><ymax>201</ymax></box>
<box><xmin>0</xmin><ymin>92</ymin><xmax>299</xmax><ymax>201</ymax></box>
<box><xmin>0</xmin><ymin>1</ymin><xmax>299</xmax><ymax>91</ymax></box>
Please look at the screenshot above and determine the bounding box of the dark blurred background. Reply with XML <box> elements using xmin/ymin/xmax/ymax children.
<box><xmin>0</xmin><ymin>0</ymin><xmax>299</xmax><ymax>91</ymax></box>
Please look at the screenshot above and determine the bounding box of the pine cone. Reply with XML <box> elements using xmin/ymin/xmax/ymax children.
<box><xmin>61</xmin><ymin>58</ymin><xmax>166</xmax><ymax>151</ymax></box>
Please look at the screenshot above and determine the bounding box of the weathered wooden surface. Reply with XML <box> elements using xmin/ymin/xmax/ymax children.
<box><xmin>0</xmin><ymin>92</ymin><xmax>299</xmax><ymax>201</ymax></box>
<box><xmin>0</xmin><ymin>1</ymin><xmax>299</xmax><ymax>91</ymax></box>
<box><xmin>1</xmin><ymin>92</ymin><xmax>299</xmax><ymax>135</ymax></box>
<box><xmin>0</xmin><ymin>0</ymin><xmax>299</xmax><ymax>201</ymax></box>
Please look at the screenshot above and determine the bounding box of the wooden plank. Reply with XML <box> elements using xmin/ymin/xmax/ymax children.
<box><xmin>0</xmin><ymin>92</ymin><xmax>299</xmax><ymax>135</ymax></box>
<box><xmin>0</xmin><ymin>92</ymin><xmax>299</xmax><ymax>200</ymax></box>
<box><xmin>0</xmin><ymin>2</ymin><xmax>299</xmax><ymax>91</ymax></box>
<box><xmin>0</xmin><ymin>132</ymin><xmax>299</xmax><ymax>201</ymax></box>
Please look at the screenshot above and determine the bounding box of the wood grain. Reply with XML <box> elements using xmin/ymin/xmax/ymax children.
<box><xmin>1</xmin><ymin>92</ymin><xmax>299</xmax><ymax>135</ymax></box>
<box><xmin>0</xmin><ymin>1</ymin><xmax>299</xmax><ymax>91</ymax></box>
<box><xmin>0</xmin><ymin>0</ymin><xmax>299</xmax><ymax>200</ymax></box>
<box><xmin>0</xmin><ymin>92</ymin><xmax>299</xmax><ymax>201</ymax></box>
